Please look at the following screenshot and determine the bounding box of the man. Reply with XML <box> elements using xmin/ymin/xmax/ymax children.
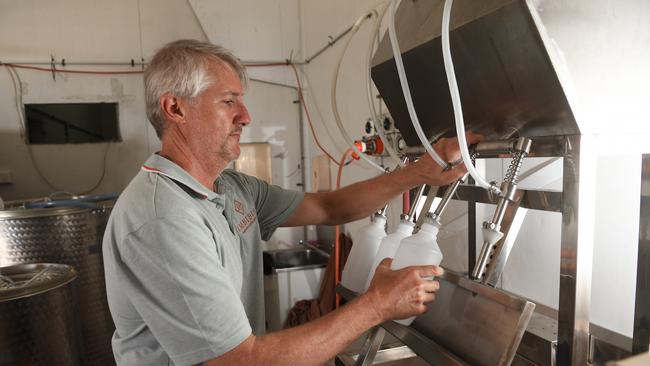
<box><xmin>103</xmin><ymin>39</ymin><xmax>480</xmax><ymax>366</ymax></box>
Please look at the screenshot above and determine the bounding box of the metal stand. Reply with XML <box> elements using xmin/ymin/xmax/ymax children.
<box><xmin>466</xmin><ymin>135</ymin><xmax>597</xmax><ymax>365</ymax></box>
<box><xmin>337</xmin><ymin>139</ymin><xmax>649</xmax><ymax>366</ymax></box>
<box><xmin>633</xmin><ymin>154</ymin><xmax>650</xmax><ymax>353</ymax></box>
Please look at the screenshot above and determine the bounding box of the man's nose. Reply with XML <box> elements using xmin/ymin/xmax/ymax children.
<box><xmin>237</xmin><ymin>103</ymin><xmax>252</xmax><ymax>126</ymax></box>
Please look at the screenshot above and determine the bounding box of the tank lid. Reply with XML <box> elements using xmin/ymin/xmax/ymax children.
<box><xmin>0</xmin><ymin>192</ymin><xmax>117</xmax><ymax>218</ymax></box>
<box><xmin>0</xmin><ymin>263</ymin><xmax>77</xmax><ymax>302</ymax></box>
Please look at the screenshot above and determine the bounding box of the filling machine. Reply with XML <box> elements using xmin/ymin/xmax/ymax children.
<box><xmin>337</xmin><ymin>0</ymin><xmax>650</xmax><ymax>365</ymax></box>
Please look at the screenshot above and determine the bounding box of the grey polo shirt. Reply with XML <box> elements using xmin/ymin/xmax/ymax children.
<box><xmin>103</xmin><ymin>154</ymin><xmax>304</xmax><ymax>366</ymax></box>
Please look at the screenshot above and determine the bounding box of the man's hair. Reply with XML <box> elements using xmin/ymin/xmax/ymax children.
<box><xmin>144</xmin><ymin>39</ymin><xmax>247</xmax><ymax>138</ymax></box>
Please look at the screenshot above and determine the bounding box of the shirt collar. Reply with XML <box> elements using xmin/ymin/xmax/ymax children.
<box><xmin>141</xmin><ymin>154</ymin><xmax>221</xmax><ymax>202</ymax></box>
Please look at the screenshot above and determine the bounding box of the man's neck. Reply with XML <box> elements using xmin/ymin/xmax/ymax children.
<box><xmin>159</xmin><ymin>134</ymin><xmax>228</xmax><ymax>192</ymax></box>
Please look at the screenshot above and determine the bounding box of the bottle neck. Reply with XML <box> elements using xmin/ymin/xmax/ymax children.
<box><xmin>418</xmin><ymin>221</ymin><xmax>439</xmax><ymax>236</ymax></box>
<box><xmin>372</xmin><ymin>217</ymin><xmax>386</xmax><ymax>227</ymax></box>
<box><xmin>398</xmin><ymin>220</ymin><xmax>415</xmax><ymax>233</ymax></box>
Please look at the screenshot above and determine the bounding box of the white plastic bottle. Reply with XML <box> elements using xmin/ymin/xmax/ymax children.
<box><xmin>390</xmin><ymin>213</ymin><xmax>443</xmax><ymax>325</ymax></box>
<box><xmin>341</xmin><ymin>212</ymin><xmax>387</xmax><ymax>294</ymax></box>
<box><xmin>364</xmin><ymin>215</ymin><xmax>414</xmax><ymax>291</ymax></box>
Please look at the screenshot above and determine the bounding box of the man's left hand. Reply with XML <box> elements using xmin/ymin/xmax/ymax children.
<box><xmin>407</xmin><ymin>131</ymin><xmax>484</xmax><ymax>187</ymax></box>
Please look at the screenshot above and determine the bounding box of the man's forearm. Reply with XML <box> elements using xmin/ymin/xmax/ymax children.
<box><xmin>282</xmin><ymin>144</ymin><xmax>471</xmax><ymax>228</ymax></box>
<box><xmin>318</xmin><ymin>165</ymin><xmax>423</xmax><ymax>225</ymax></box>
<box><xmin>206</xmin><ymin>293</ymin><xmax>382</xmax><ymax>366</ymax></box>
<box><xmin>206</xmin><ymin>258</ymin><xmax>442</xmax><ymax>365</ymax></box>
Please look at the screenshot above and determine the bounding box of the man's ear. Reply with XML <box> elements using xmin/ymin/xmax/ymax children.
<box><xmin>160</xmin><ymin>93</ymin><xmax>186</xmax><ymax>125</ymax></box>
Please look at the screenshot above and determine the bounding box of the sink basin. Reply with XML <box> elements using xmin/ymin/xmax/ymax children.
<box><xmin>263</xmin><ymin>248</ymin><xmax>329</xmax><ymax>274</ymax></box>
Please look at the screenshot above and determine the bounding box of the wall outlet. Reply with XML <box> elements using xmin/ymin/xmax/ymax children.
<box><xmin>0</xmin><ymin>170</ymin><xmax>13</xmax><ymax>184</ymax></box>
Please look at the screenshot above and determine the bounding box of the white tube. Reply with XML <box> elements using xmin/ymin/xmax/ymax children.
<box><xmin>387</xmin><ymin>0</ymin><xmax>447</xmax><ymax>168</ymax></box>
<box><xmin>441</xmin><ymin>0</ymin><xmax>497</xmax><ymax>192</ymax></box>
<box><xmin>365</xmin><ymin>3</ymin><xmax>405</xmax><ymax>168</ymax></box>
<box><xmin>332</xmin><ymin>10</ymin><xmax>386</xmax><ymax>173</ymax></box>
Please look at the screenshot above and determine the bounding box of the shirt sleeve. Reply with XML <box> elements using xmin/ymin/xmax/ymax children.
<box><xmin>117</xmin><ymin>215</ymin><xmax>251</xmax><ymax>366</ymax></box>
<box><xmin>235</xmin><ymin>172</ymin><xmax>304</xmax><ymax>240</ymax></box>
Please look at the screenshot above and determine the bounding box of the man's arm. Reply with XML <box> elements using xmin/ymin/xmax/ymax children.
<box><xmin>281</xmin><ymin>133</ymin><xmax>482</xmax><ymax>226</ymax></box>
<box><xmin>204</xmin><ymin>259</ymin><xmax>443</xmax><ymax>366</ymax></box>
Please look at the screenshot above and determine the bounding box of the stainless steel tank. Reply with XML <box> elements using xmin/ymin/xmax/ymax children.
<box><xmin>0</xmin><ymin>199</ymin><xmax>116</xmax><ymax>365</ymax></box>
<box><xmin>0</xmin><ymin>263</ymin><xmax>82</xmax><ymax>366</ymax></box>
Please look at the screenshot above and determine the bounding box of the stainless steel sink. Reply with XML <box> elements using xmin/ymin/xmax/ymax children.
<box><xmin>263</xmin><ymin>247</ymin><xmax>329</xmax><ymax>274</ymax></box>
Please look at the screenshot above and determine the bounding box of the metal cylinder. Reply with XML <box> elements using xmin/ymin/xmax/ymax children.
<box><xmin>472</xmin><ymin>139</ymin><xmax>517</xmax><ymax>157</ymax></box>
<box><xmin>0</xmin><ymin>263</ymin><xmax>82</xmax><ymax>366</ymax></box>
<box><xmin>0</xmin><ymin>200</ymin><xmax>116</xmax><ymax>366</ymax></box>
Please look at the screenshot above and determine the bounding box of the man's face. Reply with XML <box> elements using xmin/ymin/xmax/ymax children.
<box><xmin>182</xmin><ymin>60</ymin><xmax>251</xmax><ymax>164</ymax></box>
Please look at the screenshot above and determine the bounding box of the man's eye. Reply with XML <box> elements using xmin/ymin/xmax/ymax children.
<box><xmin>224</xmin><ymin>100</ymin><xmax>235</xmax><ymax>106</ymax></box>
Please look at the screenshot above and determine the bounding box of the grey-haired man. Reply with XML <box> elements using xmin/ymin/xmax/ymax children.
<box><xmin>103</xmin><ymin>39</ymin><xmax>480</xmax><ymax>366</ymax></box>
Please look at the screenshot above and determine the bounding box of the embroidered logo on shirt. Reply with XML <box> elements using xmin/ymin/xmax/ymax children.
<box><xmin>233</xmin><ymin>197</ymin><xmax>256</xmax><ymax>234</ymax></box>
<box><xmin>234</xmin><ymin>199</ymin><xmax>244</xmax><ymax>214</ymax></box>
<box><xmin>237</xmin><ymin>209</ymin><xmax>257</xmax><ymax>234</ymax></box>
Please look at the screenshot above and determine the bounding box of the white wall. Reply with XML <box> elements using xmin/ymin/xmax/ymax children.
<box><xmin>0</xmin><ymin>0</ymin><xmax>205</xmax><ymax>199</ymax></box>
<box><xmin>187</xmin><ymin>0</ymin><xmax>305</xmax><ymax>247</ymax></box>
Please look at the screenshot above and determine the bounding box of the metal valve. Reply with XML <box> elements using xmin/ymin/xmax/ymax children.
<box><xmin>471</xmin><ymin>137</ymin><xmax>532</xmax><ymax>284</ymax></box>
<box><xmin>353</xmin><ymin>135</ymin><xmax>385</xmax><ymax>158</ymax></box>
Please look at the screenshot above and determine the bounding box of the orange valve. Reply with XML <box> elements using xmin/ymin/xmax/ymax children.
<box><xmin>353</xmin><ymin>136</ymin><xmax>384</xmax><ymax>156</ymax></box>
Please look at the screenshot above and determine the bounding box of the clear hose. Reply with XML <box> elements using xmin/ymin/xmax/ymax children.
<box><xmin>387</xmin><ymin>0</ymin><xmax>448</xmax><ymax>168</ymax></box>
<box><xmin>365</xmin><ymin>3</ymin><xmax>404</xmax><ymax>168</ymax></box>
<box><xmin>332</xmin><ymin>10</ymin><xmax>386</xmax><ymax>173</ymax></box>
<box><xmin>442</xmin><ymin>0</ymin><xmax>496</xmax><ymax>192</ymax></box>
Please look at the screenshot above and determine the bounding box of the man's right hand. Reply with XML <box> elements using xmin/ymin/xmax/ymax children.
<box><xmin>205</xmin><ymin>257</ymin><xmax>443</xmax><ymax>366</ymax></box>
<box><xmin>364</xmin><ymin>258</ymin><xmax>443</xmax><ymax>322</ymax></box>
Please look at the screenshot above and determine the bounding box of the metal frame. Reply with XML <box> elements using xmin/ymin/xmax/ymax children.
<box><xmin>354</xmin><ymin>136</ymin><xmax>593</xmax><ymax>365</ymax></box>
<box><xmin>557</xmin><ymin>134</ymin><xmax>596</xmax><ymax>365</ymax></box>
<box><xmin>633</xmin><ymin>155</ymin><xmax>650</xmax><ymax>353</ymax></box>
<box><xmin>447</xmin><ymin>136</ymin><xmax>649</xmax><ymax>365</ymax></box>
<box><xmin>459</xmin><ymin>135</ymin><xmax>595</xmax><ymax>365</ymax></box>
<box><xmin>338</xmin><ymin>138</ymin><xmax>649</xmax><ymax>366</ymax></box>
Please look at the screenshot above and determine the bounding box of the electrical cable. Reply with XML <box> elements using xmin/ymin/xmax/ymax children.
<box><xmin>288</xmin><ymin>63</ymin><xmax>343</xmax><ymax>166</ymax></box>
<box><xmin>4</xmin><ymin>60</ymin><xmax>344</xmax><ymax>167</ymax></box>
<box><xmin>365</xmin><ymin>2</ymin><xmax>404</xmax><ymax>168</ymax></box>
<box><xmin>4</xmin><ymin>49</ymin><xmax>367</xmax><ymax>176</ymax></box>
<box><xmin>4</xmin><ymin>65</ymin><xmax>111</xmax><ymax>194</ymax></box>
<box><xmin>4</xmin><ymin>67</ymin><xmax>26</xmax><ymax>139</ymax></box>
<box><xmin>245</xmin><ymin>61</ymin><xmax>344</xmax><ymax>166</ymax></box>
<box><xmin>387</xmin><ymin>0</ymin><xmax>448</xmax><ymax>168</ymax></box>
<box><xmin>136</xmin><ymin>0</ymin><xmax>145</xmax><ymax>66</ymax></box>
<box><xmin>242</xmin><ymin>62</ymin><xmax>289</xmax><ymax>68</ymax></box>
<box><xmin>137</xmin><ymin>0</ymin><xmax>151</xmax><ymax>155</ymax></box>
<box><xmin>441</xmin><ymin>0</ymin><xmax>498</xmax><ymax>192</ymax></box>
<box><xmin>2</xmin><ymin>63</ymin><xmax>143</xmax><ymax>75</ymax></box>
<box><xmin>332</xmin><ymin>9</ymin><xmax>386</xmax><ymax>173</ymax></box>
<box><xmin>298</xmin><ymin>68</ymin><xmax>348</xmax><ymax>156</ymax></box>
